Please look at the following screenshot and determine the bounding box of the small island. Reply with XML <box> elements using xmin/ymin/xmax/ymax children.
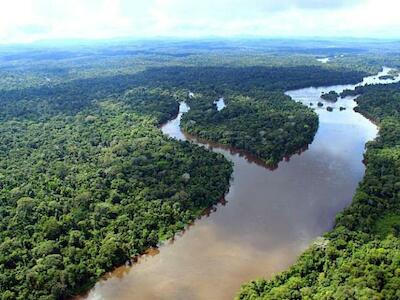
<box><xmin>321</xmin><ymin>90</ymin><xmax>339</xmax><ymax>102</ymax></box>
<box><xmin>388</xmin><ymin>68</ymin><xmax>400</xmax><ymax>76</ymax></box>
<box><xmin>326</xmin><ymin>106</ymin><xmax>333</xmax><ymax>112</ymax></box>
<box><xmin>317</xmin><ymin>101</ymin><xmax>324</xmax><ymax>107</ymax></box>
<box><xmin>378</xmin><ymin>75</ymin><xmax>396</xmax><ymax>80</ymax></box>
<box><xmin>378</xmin><ymin>69</ymin><xmax>399</xmax><ymax>80</ymax></box>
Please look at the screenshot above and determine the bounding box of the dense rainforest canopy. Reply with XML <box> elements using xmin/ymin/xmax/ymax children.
<box><xmin>237</xmin><ymin>82</ymin><xmax>400</xmax><ymax>300</ymax></box>
<box><xmin>132</xmin><ymin>65</ymin><xmax>366</xmax><ymax>165</ymax></box>
<box><xmin>0</xmin><ymin>41</ymin><xmax>397</xmax><ymax>299</ymax></box>
<box><xmin>0</xmin><ymin>87</ymin><xmax>233</xmax><ymax>299</ymax></box>
<box><xmin>181</xmin><ymin>92</ymin><xmax>318</xmax><ymax>166</ymax></box>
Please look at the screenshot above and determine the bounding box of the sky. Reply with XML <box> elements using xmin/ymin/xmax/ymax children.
<box><xmin>0</xmin><ymin>0</ymin><xmax>399</xmax><ymax>44</ymax></box>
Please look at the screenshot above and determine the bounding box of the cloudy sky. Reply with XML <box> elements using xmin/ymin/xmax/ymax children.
<box><xmin>1</xmin><ymin>0</ymin><xmax>399</xmax><ymax>44</ymax></box>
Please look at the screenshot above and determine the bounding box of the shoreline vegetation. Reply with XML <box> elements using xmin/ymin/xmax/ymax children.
<box><xmin>155</xmin><ymin>65</ymin><xmax>366</xmax><ymax>166</ymax></box>
<box><xmin>182</xmin><ymin>129</ymin><xmax>311</xmax><ymax>170</ymax></box>
<box><xmin>237</xmin><ymin>82</ymin><xmax>400</xmax><ymax>300</ymax></box>
<box><xmin>181</xmin><ymin>93</ymin><xmax>319</xmax><ymax>166</ymax></box>
<box><xmin>0</xmin><ymin>41</ymin><xmax>398</xmax><ymax>299</ymax></box>
<box><xmin>321</xmin><ymin>90</ymin><xmax>339</xmax><ymax>102</ymax></box>
<box><xmin>0</xmin><ymin>74</ymin><xmax>234</xmax><ymax>299</ymax></box>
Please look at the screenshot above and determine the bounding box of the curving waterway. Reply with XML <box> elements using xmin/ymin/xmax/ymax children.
<box><xmin>83</xmin><ymin>67</ymin><xmax>399</xmax><ymax>300</ymax></box>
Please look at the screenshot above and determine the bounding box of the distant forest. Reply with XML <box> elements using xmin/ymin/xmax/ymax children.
<box><xmin>0</xmin><ymin>40</ymin><xmax>400</xmax><ymax>299</ymax></box>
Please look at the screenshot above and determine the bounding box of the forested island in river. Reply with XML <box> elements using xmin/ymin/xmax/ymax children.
<box><xmin>238</xmin><ymin>79</ymin><xmax>400</xmax><ymax>300</ymax></box>
<box><xmin>1</xmin><ymin>39</ymin><xmax>400</xmax><ymax>300</ymax></box>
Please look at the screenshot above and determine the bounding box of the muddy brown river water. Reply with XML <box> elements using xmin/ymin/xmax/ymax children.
<box><xmin>82</xmin><ymin>67</ymin><xmax>399</xmax><ymax>300</ymax></box>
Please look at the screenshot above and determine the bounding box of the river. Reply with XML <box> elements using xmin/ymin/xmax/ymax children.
<box><xmin>82</xmin><ymin>67</ymin><xmax>399</xmax><ymax>300</ymax></box>
<box><xmin>317</xmin><ymin>57</ymin><xmax>330</xmax><ymax>63</ymax></box>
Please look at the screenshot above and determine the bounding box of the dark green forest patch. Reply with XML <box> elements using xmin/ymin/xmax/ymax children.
<box><xmin>181</xmin><ymin>92</ymin><xmax>318</xmax><ymax>166</ymax></box>
<box><xmin>0</xmin><ymin>88</ymin><xmax>232</xmax><ymax>299</ymax></box>
<box><xmin>238</xmin><ymin>82</ymin><xmax>400</xmax><ymax>300</ymax></box>
<box><xmin>0</xmin><ymin>46</ymin><xmax>376</xmax><ymax>299</ymax></box>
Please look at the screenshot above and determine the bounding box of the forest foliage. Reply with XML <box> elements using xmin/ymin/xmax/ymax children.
<box><xmin>181</xmin><ymin>92</ymin><xmax>318</xmax><ymax>165</ymax></box>
<box><xmin>0</xmin><ymin>71</ymin><xmax>233</xmax><ymax>299</ymax></box>
<box><xmin>137</xmin><ymin>65</ymin><xmax>366</xmax><ymax>165</ymax></box>
<box><xmin>0</xmin><ymin>42</ymin><xmax>388</xmax><ymax>299</ymax></box>
<box><xmin>237</xmin><ymin>82</ymin><xmax>400</xmax><ymax>300</ymax></box>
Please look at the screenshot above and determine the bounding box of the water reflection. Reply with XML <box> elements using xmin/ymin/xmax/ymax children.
<box><xmin>160</xmin><ymin>102</ymin><xmax>189</xmax><ymax>141</ymax></box>
<box><xmin>83</xmin><ymin>67</ymin><xmax>399</xmax><ymax>300</ymax></box>
<box><xmin>317</xmin><ymin>57</ymin><xmax>330</xmax><ymax>64</ymax></box>
<box><xmin>214</xmin><ymin>97</ymin><xmax>226</xmax><ymax>111</ymax></box>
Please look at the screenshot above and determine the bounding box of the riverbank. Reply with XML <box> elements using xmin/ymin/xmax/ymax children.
<box><xmin>79</xmin><ymin>69</ymin><xmax>400</xmax><ymax>300</ymax></box>
<box><xmin>237</xmin><ymin>72</ymin><xmax>400</xmax><ymax>300</ymax></box>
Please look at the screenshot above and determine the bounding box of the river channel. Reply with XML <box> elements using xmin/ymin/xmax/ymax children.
<box><xmin>83</xmin><ymin>67</ymin><xmax>399</xmax><ymax>300</ymax></box>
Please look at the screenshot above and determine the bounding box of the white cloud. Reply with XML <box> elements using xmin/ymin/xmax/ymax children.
<box><xmin>0</xmin><ymin>0</ymin><xmax>399</xmax><ymax>44</ymax></box>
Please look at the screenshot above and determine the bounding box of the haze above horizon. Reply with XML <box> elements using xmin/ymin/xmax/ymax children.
<box><xmin>1</xmin><ymin>0</ymin><xmax>400</xmax><ymax>44</ymax></box>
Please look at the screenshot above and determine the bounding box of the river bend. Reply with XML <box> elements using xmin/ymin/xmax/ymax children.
<box><xmin>83</xmin><ymin>67</ymin><xmax>399</xmax><ymax>300</ymax></box>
